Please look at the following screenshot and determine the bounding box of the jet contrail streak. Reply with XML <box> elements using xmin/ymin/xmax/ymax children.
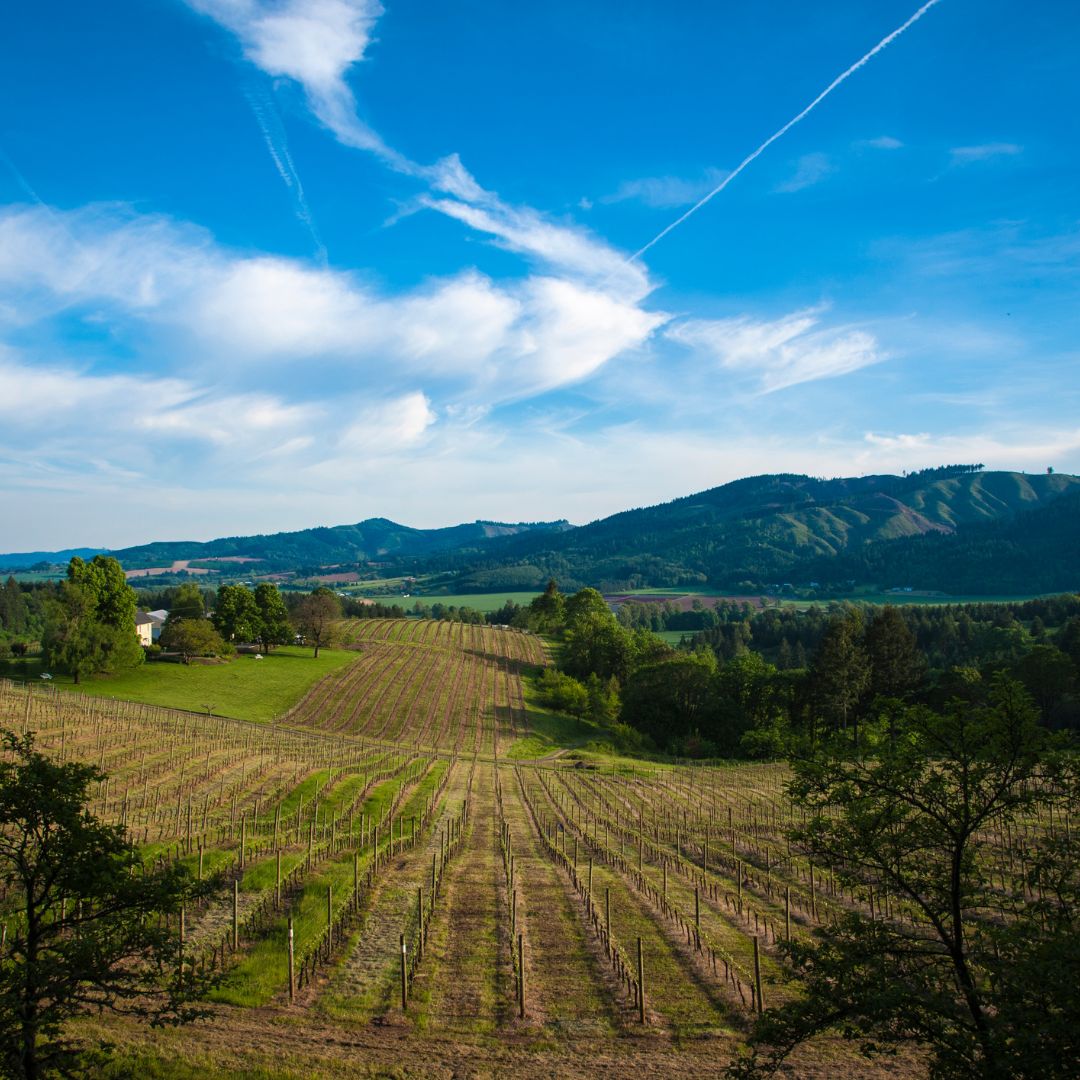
<box><xmin>628</xmin><ymin>0</ymin><xmax>943</xmax><ymax>264</ymax></box>
<box><xmin>244</xmin><ymin>85</ymin><xmax>327</xmax><ymax>262</ymax></box>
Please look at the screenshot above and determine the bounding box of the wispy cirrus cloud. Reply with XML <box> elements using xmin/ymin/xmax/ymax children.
<box><xmin>184</xmin><ymin>1</ymin><xmax>653</xmax><ymax>303</ymax></box>
<box><xmin>667</xmin><ymin>307</ymin><xmax>884</xmax><ymax>393</ymax></box>
<box><xmin>774</xmin><ymin>152</ymin><xmax>835</xmax><ymax>193</ymax></box>
<box><xmin>949</xmin><ymin>142</ymin><xmax>1022</xmax><ymax>164</ymax></box>
<box><xmin>599</xmin><ymin>168</ymin><xmax>730</xmax><ymax>209</ymax></box>
<box><xmin>863</xmin><ymin>135</ymin><xmax>903</xmax><ymax>150</ymax></box>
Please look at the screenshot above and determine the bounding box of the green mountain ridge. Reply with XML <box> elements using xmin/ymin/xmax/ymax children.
<box><xmin>426</xmin><ymin>468</ymin><xmax>1080</xmax><ymax>593</ymax></box>
<box><xmin>4</xmin><ymin>468</ymin><xmax>1077</xmax><ymax>595</ymax></box>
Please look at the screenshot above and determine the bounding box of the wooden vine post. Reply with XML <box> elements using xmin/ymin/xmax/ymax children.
<box><xmin>753</xmin><ymin>936</ymin><xmax>764</xmax><ymax>1015</ymax></box>
<box><xmin>637</xmin><ymin>937</ymin><xmax>645</xmax><ymax>1024</ymax></box>
<box><xmin>400</xmin><ymin>933</ymin><xmax>407</xmax><ymax>1011</ymax></box>
<box><xmin>518</xmin><ymin>933</ymin><xmax>525</xmax><ymax>1018</ymax></box>
<box><xmin>287</xmin><ymin>916</ymin><xmax>295</xmax><ymax>1002</ymax></box>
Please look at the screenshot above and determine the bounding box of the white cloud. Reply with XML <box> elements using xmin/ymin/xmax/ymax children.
<box><xmin>949</xmin><ymin>142</ymin><xmax>1022</xmax><ymax>164</ymax></box>
<box><xmin>774</xmin><ymin>152</ymin><xmax>835</xmax><ymax>193</ymax></box>
<box><xmin>185</xmin><ymin>0</ymin><xmax>405</xmax><ymax>164</ymax></box>
<box><xmin>864</xmin><ymin>135</ymin><xmax>903</xmax><ymax>150</ymax></box>
<box><xmin>861</xmin><ymin>428</ymin><xmax>1080</xmax><ymax>471</ymax></box>
<box><xmin>668</xmin><ymin>307</ymin><xmax>884</xmax><ymax>393</ymax></box>
<box><xmin>503</xmin><ymin>277</ymin><xmax>666</xmax><ymax>395</ymax></box>
<box><xmin>0</xmin><ymin>349</ymin><xmax>317</xmax><ymax>477</ymax></box>
<box><xmin>0</xmin><ymin>204</ymin><xmax>664</xmax><ymax>407</ymax></box>
<box><xmin>418</xmin><ymin>192</ymin><xmax>650</xmax><ymax>300</ymax></box>
<box><xmin>0</xmin><ymin>205</ymin><xmax>212</xmax><ymax>319</ymax></box>
<box><xmin>338</xmin><ymin>391</ymin><xmax>437</xmax><ymax>451</ymax></box>
<box><xmin>601</xmin><ymin>169</ymin><xmax>731</xmax><ymax>209</ymax></box>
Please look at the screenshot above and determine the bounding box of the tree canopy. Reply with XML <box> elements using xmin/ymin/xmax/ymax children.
<box><xmin>729</xmin><ymin>678</ymin><xmax>1080</xmax><ymax>1079</ymax></box>
<box><xmin>0</xmin><ymin>730</ymin><xmax>215</xmax><ymax>1078</ymax></box>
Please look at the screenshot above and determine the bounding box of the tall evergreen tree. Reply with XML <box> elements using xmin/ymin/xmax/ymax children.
<box><xmin>864</xmin><ymin>605</ymin><xmax>924</xmax><ymax>701</ymax></box>
<box><xmin>809</xmin><ymin>610</ymin><xmax>870</xmax><ymax>745</ymax></box>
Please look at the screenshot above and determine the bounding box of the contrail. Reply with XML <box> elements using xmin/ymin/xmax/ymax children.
<box><xmin>628</xmin><ymin>0</ymin><xmax>943</xmax><ymax>264</ymax></box>
<box><xmin>244</xmin><ymin>85</ymin><xmax>327</xmax><ymax>262</ymax></box>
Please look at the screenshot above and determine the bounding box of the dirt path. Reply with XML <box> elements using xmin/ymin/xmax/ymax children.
<box><xmin>420</xmin><ymin>761</ymin><xmax>511</xmax><ymax>1033</ymax></box>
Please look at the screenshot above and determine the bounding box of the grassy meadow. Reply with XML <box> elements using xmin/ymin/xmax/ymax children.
<box><xmin>0</xmin><ymin>645</ymin><xmax>354</xmax><ymax>722</ymax></box>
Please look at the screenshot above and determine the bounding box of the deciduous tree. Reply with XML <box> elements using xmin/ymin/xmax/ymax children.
<box><xmin>253</xmin><ymin>583</ymin><xmax>291</xmax><ymax>653</ymax></box>
<box><xmin>0</xmin><ymin>731</ymin><xmax>215</xmax><ymax>1079</ymax></box>
<box><xmin>292</xmin><ymin>588</ymin><xmax>341</xmax><ymax>658</ymax></box>
<box><xmin>729</xmin><ymin>678</ymin><xmax>1079</xmax><ymax>1079</ymax></box>
<box><xmin>212</xmin><ymin>585</ymin><xmax>260</xmax><ymax>644</ymax></box>
<box><xmin>159</xmin><ymin>618</ymin><xmax>229</xmax><ymax>663</ymax></box>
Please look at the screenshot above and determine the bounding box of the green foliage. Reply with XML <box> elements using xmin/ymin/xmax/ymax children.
<box><xmin>0</xmin><ymin>730</ymin><xmax>217</xmax><ymax>1079</ymax></box>
<box><xmin>212</xmin><ymin>585</ymin><xmax>260</xmax><ymax>644</ymax></box>
<box><xmin>159</xmin><ymin>618</ymin><xmax>230</xmax><ymax>661</ymax></box>
<box><xmin>66</xmin><ymin>556</ymin><xmax>137</xmax><ymax>632</ymax></box>
<box><xmin>730</xmin><ymin>679</ymin><xmax>1079</xmax><ymax>1079</ymax></box>
<box><xmin>525</xmin><ymin>579</ymin><xmax>566</xmax><ymax>634</ymax></box>
<box><xmin>0</xmin><ymin>578</ymin><xmax>29</xmax><ymax>638</ymax></box>
<box><xmin>291</xmin><ymin>588</ymin><xmax>341</xmax><ymax>657</ymax></box>
<box><xmin>807</xmin><ymin>609</ymin><xmax>869</xmax><ymax>744</ymax></box>
<box><xmin>253</xmin><ymin>584</ymin><xmax>291</xmax><ymax>651</ymax></box>
<box><xmin>166</xmin><ymin>583</ymin><xmax>205</xmax><ymax>622</ymax></box>
<box><xmin>536</xmin><ymin>668</ymin><xmax>589</xmax><ymax>717</ymax></box>
<box><xmin>42</xmin><ymin>582</ymin><xmax>143</xmax><ymax>685</ymax></box>
<box><xmin>621</xmin><ymin>651</ymin><xmax>718</xmax><ymax>752</ymax></box>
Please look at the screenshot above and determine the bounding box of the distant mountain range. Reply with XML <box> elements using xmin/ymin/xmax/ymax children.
<box><xmin>4</xmin><ymin>467</ymin><xmax>1079</xmax><ymax>596</ymax></box>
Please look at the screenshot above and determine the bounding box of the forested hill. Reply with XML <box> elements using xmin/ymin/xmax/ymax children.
<box><xmin>429</xmin><ymin>468</ymin><xmax>1080</xmax><ymax>593</ymax></box>
<box><xmin>9</xmin><ymin>519</ymin><xmax>571</xmax><ymax>574</ymax></box>
<box><xmin>5</xmin><ymin>467</ymin><xmax>1078</xmax><ymax>595</ymax></box>
<box><xmin>109</xmin><ymin>518</ymin><xmax>572</xmax><ymax>571</ymax></box>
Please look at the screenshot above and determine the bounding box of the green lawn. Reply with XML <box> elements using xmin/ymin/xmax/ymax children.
<box><xmin>1</xmin><ymin>646</ymin><xmax>355</xmax><ymax>723</ymax></box>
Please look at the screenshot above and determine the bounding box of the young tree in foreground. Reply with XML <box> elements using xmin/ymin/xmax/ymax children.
<box><xmin>0</xmin><ymin>731</ymin><xmax>216</xmax><ymax>1079</ymax></box>
<box><xmin>292</xmin><ymin>588</ymin><xmax>341</xmax><ymax>658</ymax></box>
<box><xmin>729</xmin><ymin>677</ymin><xmax>1080</xmax><ymax>1080</ymax></box>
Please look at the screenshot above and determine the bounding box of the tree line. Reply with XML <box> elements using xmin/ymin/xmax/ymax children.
<box><xmin>0</xmin><ymin>557</ymin><xmax>348</xmax><ymax>681</ymax></box>
<box><xmin>510</xmin><ymin>581</ymin><xmax>1080</xmax><ymax>758</ymax></box>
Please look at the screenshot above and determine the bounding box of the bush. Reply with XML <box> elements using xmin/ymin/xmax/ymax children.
<box><xmin>536</xmin><ymin>668</ymin><xmax>589</xmax><ymax>716</ymax></box>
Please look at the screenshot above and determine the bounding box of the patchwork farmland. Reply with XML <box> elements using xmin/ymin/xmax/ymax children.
<box><xmin>1</xmin><ymin>619</ymin><xmax>1037</xmax><ymax>1077</ymax></box>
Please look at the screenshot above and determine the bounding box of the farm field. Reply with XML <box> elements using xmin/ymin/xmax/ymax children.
<box><xmin>352</xmin><ymin>590</ymin><xmax>544</xmax><ymax>613</ymax></box>
<box><xmin>0</xmin><ymin>646</ymin><xmax>355</xmax><ymax>723</ymax></box>
<box><xmin>11</xmin><ymin>618</ymin><xmax>1036</xmax><ymax>1077</ymax></box>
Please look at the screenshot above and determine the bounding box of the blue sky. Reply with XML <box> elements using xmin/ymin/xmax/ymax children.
<box><xmin>2</xmin><ymin>0</ymin><xmax>1079</xmax><ymax>549</ymax></box>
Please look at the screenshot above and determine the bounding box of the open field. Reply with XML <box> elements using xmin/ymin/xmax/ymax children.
<box><xmin>0</xmin><ymin>646</ymin><xmax>355</xmax><ymax>723</ymax></box>
<box><xmin>7</xmin><ymin>616</ymin><xmax>1054</xmax><ymax>1077</ymax></box>
<box><xmin>346</xmin><ymin>590</ymin><xmax>544</xmax><ymax>613</ymax></box>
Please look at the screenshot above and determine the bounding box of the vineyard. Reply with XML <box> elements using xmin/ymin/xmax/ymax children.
<box><xmin>287</xmin><ymin>619</ymin><xmax>547</xmax><ymax>756</ymax></box>
<box><xmin>0</xmin><ymin>620</ymin><xmax>1053</xmax><ymax>1077</ymax></box>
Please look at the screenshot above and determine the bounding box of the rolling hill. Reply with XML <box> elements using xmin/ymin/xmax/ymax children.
<box><xmin>4</xmin><ymin>466</ymin><xmax>1077</xmax><ymax>595</ymax></box>
<box><xmin>425</xmin><ymin>467</ymin><xmax>1080</xmax><ymax>593</ymax></box>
